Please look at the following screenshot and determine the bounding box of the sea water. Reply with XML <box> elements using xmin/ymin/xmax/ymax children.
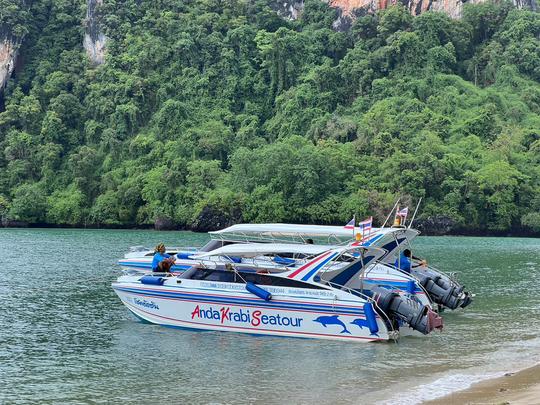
<box><xmin>0</xmin><ymin>229</ymin><xmax>539</xmax><ymax>404</ymax></box>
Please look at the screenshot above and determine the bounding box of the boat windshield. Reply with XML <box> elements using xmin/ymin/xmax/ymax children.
<box><xmin>187</xmin><ymin>268</ymin><xmax>328</xmax><ymax>290</ymax></box>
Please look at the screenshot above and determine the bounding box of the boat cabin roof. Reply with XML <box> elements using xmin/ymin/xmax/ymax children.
<box><xmin>211</xmin><ymin>223</ymin><xmax>363</xmax><ymax>239</ymax></box>
<box><xmin>191</xmin><ymin>243</ymin><xmax>334</xmax><ymax>259</ymax></box>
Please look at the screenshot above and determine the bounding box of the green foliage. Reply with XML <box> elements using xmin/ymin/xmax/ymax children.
<box><xmin>521</xmin><ymin>212</ymin><xmax>540</xmax><ymax>233</ymax></box>
<box><xmin>46</xmin><ymin>184</ymin><xmax>86</xmax><ymax>225</ymax></box>
<box><xmin>8</xmin><ymin>183</ymin><xmax>47</xmax><ymax>223</ymax></box>
<box><xmin>0</xmin><ymin>1</ymin><xmax>538</xmax><ymax>234</ymax></box>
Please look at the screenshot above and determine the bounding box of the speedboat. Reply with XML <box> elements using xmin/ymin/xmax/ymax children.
<box><xmin>113</xmin><ymin>246</ymin><xmax>443</xmax><ymax>342</ymax></box>
<box><xmin>189</xmin><ymin>242</ymin><xmax>436</xmax><ymax>311</ymax></box>
<box><xmin>214</xmin><ymin>224</ymin><xmax>473</xmax><ymax>310</ymax></box>
<box><xmin>117</xmin><ymin>224</ymin><xmax>417</xmax><ymax>272</ymax></box>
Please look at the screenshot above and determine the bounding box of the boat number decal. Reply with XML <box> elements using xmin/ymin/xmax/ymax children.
<box><xmin>190</xmin><ymin>305</ymin><xmax>304</xmax><ymax>328</ymax></box>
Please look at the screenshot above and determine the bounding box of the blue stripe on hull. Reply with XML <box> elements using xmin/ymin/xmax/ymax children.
<box><xmin>119</xmin><ymin>262</ymin><xmax>192</xmax><ymax>271</ymax></box>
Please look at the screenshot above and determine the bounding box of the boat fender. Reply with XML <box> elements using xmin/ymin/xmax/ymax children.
<box><xmin>140</xmin><ymin>275</ymin><xmax>165</xmax><ymax>285</ymax></box>
<box><xmin>363</xmin><ymin>303</ymin><xmax>379</xmax><ymax>335</ymax></box>
<box><xmin>177</xmin><ymin>252</ymin><xmax>194</xmax><ymax>260</ymax></box>
<box><xmin>406</xmin><ymin>280</ymin><xmax>416</xmax><ymax>295</ymax></box>
<box><xmin>246</xmin><ymin>282</ymin><xmax>272</xmax><ymax>301</ymax></box>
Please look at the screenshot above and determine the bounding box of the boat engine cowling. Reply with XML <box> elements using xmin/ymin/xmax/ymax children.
<box><xmin>369</xmin><ymin>286</ymin><xmax>443</xmax><ymax>335</ymax></box>
<box><xmin>410</xmin><ymin>267</ymin><xmax>473</xmax><ymax>310</ymax></box>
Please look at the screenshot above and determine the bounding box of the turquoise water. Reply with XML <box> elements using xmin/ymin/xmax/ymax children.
<box><xmin>1</xmin><ymin>229</ymin><xmax>539</xmax><ymax>404</ymax></box>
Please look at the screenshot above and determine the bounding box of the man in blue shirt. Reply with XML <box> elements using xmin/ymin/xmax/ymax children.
<box><xmin>152</xmin><ymin>243</ymin><xmax>174</xmax><ymax>272</ymax></box>
<box><xmin>395</xmin><ymin>249</ymin><xmax>412</xmax><ymax>273</ymax></box>
<box><xmin>395</xmin><ymin>249</ymin><xmax>426</xmax><ymax>273</ymax></box>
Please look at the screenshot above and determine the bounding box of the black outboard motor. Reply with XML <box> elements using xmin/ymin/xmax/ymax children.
<box><xmin>410</xmin><ymin>267</ymin><xmax>473</xmax><ymax>310</ymax></box>
<box><xmin>368</xmin><ymin>285</ymin><xmax>443</xmax><ymax>335</ymax></box>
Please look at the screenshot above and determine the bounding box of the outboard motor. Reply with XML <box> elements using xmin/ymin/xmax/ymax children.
<box><xmin>410</xmin><ymin>267</ymin><xmax>473</xmax><ymax>310</ymax></box>
<box><xmin>368</xmin><ymin>286</ymin><xmax>443</xmax><ymax>335</ymax></box>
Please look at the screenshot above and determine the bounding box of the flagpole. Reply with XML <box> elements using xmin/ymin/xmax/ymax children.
<box><xmin>408</xmin><ymin>198</ymin><xmax>422</xmax><ymax>229</ymax></box>
<box><xmin>382</xmin><ymin>198</ymin><xmax>400</xmax><ymax>229</ymax></box>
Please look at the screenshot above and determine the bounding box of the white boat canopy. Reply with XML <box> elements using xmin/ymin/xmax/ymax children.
<box><xmin>211</xmin><ymin>223</ymin><xmax>417</xmax><ymax>240</ymax></box>
<box><xmin>210</xmin><ymin>223</ymin><xmax>420</xmax><ymax>261</ymax></box>
<box><xmin>211</xmin><ymin>223</ymin><xmax>366</xmax><ymax>239</ymax></box>
<box><xmin>191</xmin><ymin>243</ymin><xmax>334</xmax><ymax>259</ymax></box>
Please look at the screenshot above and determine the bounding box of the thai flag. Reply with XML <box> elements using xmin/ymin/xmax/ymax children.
<box><xmin>397</xmin><ymin>207</ymin><xmax>409</xmax><ymax>217</ymax></box>
<box><xmin>358</xmin><ymin>216</ymin><xmax>372</xmax><ymax>233</ymax></box>
<box><xmin>344</xmin><ymin>217</ymin><xmax>355</xmax><ymax>230</ymax></box>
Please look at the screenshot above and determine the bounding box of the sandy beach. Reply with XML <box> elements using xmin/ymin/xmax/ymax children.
<box><xmin>424</xmin><ymin>364</ymin><xmax>540</xmax><ymax>405</ymax></box>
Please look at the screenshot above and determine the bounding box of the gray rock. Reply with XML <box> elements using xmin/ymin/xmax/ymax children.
<box><xmin>84</xmin><ymin>0</ymin><xmax>107</xmax><ymax>65</ymax></box>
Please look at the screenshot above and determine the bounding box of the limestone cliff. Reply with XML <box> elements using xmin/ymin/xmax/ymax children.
<box><xmin>273</xmin><ymin>0</ymin><xmax>537</xmax><ymax>26</ymax></box>
<box><xmin>84</xmin><ymin>0</ymin><xmax>106</xmax><ymax>65</ymax></box>
<box><xmin>0</xmin><ymin>34</ymin><xmax>20</xmax><ymax>92</ymax></box>
<box><xmin>271</xmin><ymin>0</ymin><xmax>306</xmax><ymax>20</ymax></box>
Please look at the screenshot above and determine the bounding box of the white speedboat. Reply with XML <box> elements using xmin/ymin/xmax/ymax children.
<box><xmin>214</xmin><ymin>224</ymin><xmax>473</xmax><ymax>310</ymax></box>
<box><xmin>113</xmin><ymin>246</ymin><xmax>443</xmax><ymax>342</ymax></box>
<box><xmin>190</xmin><ymin>242</ymin><xmax>435</xmax><ymax>310</ymax></box>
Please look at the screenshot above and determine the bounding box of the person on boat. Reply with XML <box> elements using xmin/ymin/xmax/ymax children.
<box><xmin>152</xmin><ymin>243</ymin><xmax>175</xmax><ymax>272</ymax></box>
<box><xmin>395</xmin><ymin>249</ymin><xmax>426</xmax><ymax>273</ymax></box>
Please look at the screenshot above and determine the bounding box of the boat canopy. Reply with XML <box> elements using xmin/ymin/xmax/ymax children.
<box><xmin>210</xmin><ymin>224</ymin><xmax>420</xmax><ymax>262</ymax></box>
<box><xmin>210</xmin><ymin>223</ymin><xmax>357</xmax><ymax>239</ymax></box>
<box><xmin>212</xmin><ymin>223</ymin><xmax>419</xmax><ymax>245</ymax></box>
<box><xmin>191</xmin><ymin>243</ymin><xmax>334</xmax><ymax>259</ymax></box>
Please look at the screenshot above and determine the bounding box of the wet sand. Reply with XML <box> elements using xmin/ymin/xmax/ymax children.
<box><xmin>424</xmin><ymin>364</ymin><xmax>540</xmax><ymax>405</ymax></box>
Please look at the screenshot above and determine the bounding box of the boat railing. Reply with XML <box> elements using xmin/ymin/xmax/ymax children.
<box><xmin>421</xmin><ymin>262</ymin><xmax>462</xmax><ymax>284</ymax></box>
<box><xmin>122</xmin><ymin>268</ymin><xmax>176</xmax><ymax>277</ymax></box>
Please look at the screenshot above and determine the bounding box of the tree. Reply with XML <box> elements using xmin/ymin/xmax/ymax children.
<box><xmin>8</xmin><ymin>183</ymin><xmax>47</xmax><ymax>223</ymax></box>
<box><xmin>46</xmin><ymin>184</ymin><xmax>86</xmax><ymax>225</ymax></box>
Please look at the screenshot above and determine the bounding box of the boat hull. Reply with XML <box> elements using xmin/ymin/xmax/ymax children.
<box><xmin>113</xmin><ymin>281</ymin><xmax>390</xmax><ymax>342</ymax></box>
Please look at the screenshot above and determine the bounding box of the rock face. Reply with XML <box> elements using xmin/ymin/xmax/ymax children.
<box><xmin>0</xmin><ymin>35</ymin><xmax>20</xmax><ymax>91</ymax></box>
<box><xmin>270</xmin><ymin>0</ymin><xmax>306</xmax><ymax>20</ymax></box>
<box><xmin>273</xmin><ymin>0</ymin><xmax>537</xmax><ymax>25</ymax></box>
<box><xmin>84</xmin><ymin>0</ymin><xmax>106</xmax><ymax>65</ymax></box>
<box><xmin>192</xmin><ymin>204</ymin><xmax>243</xmax><ymax>232</ymax></box>
<box><xmin>415</xmin><ymin>215</ymin><xmax>457</xmax><ymax>235</ymax></box>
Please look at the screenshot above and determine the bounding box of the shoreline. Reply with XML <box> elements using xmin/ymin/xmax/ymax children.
<box><xmin>423</xmin><ymin>363</ymin><xmax>540</xmax><ymax>405</ymax></box>
<box><xmin>1</xmin><ymin>225</ymin><xmax>539</xmax><ymax>238</ymax></box>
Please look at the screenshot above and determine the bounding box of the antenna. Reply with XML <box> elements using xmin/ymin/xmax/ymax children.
<box><xmin>381</xmin><ymin>198</ymin><xmax>400</xmax><ymax>229</ymax></box>
<box><xmin>408</xmin><ymin>197</ymin><xmax>422</xmax><ymax>229</ymax></box>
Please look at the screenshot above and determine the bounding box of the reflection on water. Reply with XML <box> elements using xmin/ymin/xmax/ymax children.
<box><xmin>1</xmin><ymin>229</ymin><xmax>539</xmax><ymax>403</ymax></box>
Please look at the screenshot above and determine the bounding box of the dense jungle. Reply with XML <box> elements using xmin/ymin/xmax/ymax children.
<box><xmin>0</xmin><ymin>0</ymin><xmax>539</xmax><ymax>234</ymax></box>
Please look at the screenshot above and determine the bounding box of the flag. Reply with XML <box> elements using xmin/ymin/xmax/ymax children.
<box><xmin>358</xmin><ymin>216</ymin><xmax>372</xmax><ymax>233</ymax></box>
<box><xmin>397</xmin><ymin>207</ymin><xmax>409</xmax><ymax>217</ymax></box>
<box><xmin>344</xmin><ymin>216</ymin><xmax>355</xmax><ymax>230</ymax></box>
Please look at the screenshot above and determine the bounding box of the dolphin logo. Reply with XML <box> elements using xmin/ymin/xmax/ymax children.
<box><xmin>350</xmin><ymin>318</ymin><xmax>379</xmax><ymax>337</ymax></box>
<box><xmin>313</xmin><ymin>315</ymin><xmax>350</xmax><ymax>334</ymax></box>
